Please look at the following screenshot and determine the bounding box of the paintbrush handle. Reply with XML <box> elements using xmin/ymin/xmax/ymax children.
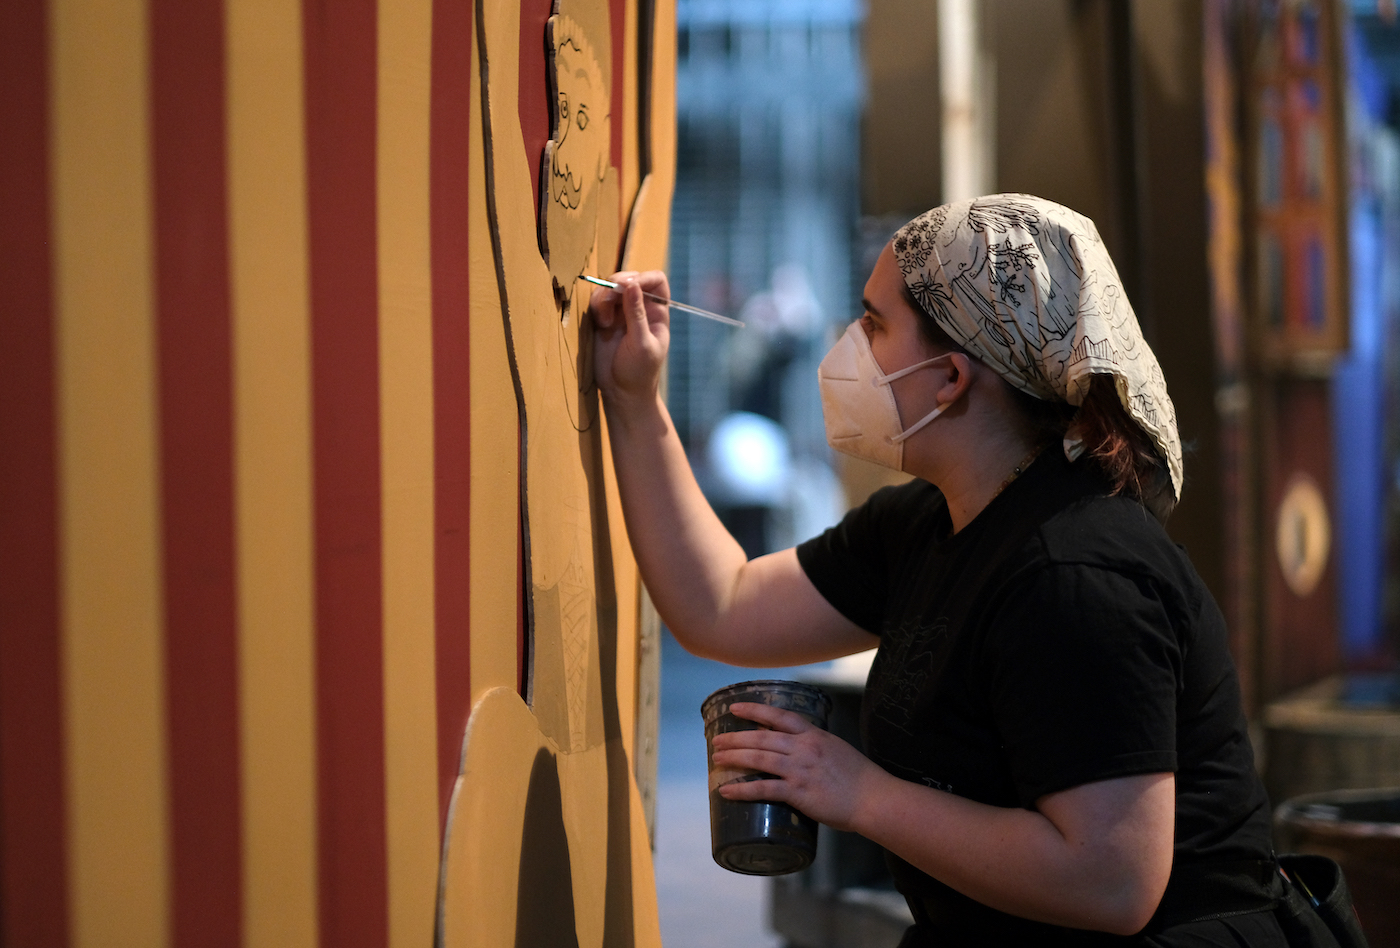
<box><xmin>581</xmin><ymin>275</ymin><xmax>744</xmax><ymax>328</ymax></box>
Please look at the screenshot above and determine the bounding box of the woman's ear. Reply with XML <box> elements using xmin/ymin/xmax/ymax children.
<box><xmin>937</xmin><ymin>352</ymin><xmax>977</xmax><ymax>408</ymax></box>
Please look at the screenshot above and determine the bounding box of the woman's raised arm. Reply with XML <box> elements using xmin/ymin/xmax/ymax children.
<box><xmin>591</xmin><ymin>271</ymin><xmax>876</xmax><ymax>667</ymax></box>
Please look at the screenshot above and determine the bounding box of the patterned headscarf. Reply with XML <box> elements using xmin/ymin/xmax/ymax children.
<box><xmin>891</xmin><ymin>194</ymin><xmax>1183</xmax><ymax>500</ymax></box>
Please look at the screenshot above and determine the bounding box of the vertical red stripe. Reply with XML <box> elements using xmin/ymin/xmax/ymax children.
<box><xmin>303</xmin><ymin>1</ymin><xmax>389</xmax><ymax>945</ymax></box>
<box><xmin>429</xmin><ymin>0</ymin><xmax>475</xmax><ymax>825</ymax></box>
<box><xmin>149</xmin><ymin>2</ymin><xmax>244</xmax><ymax>945</ymax></box>
<box><xmin>520</xmin><ymin>0</ymin><xmax>553</xmax><ymax>226</ymax></box>
<box><xmin>0</xmin><ymin>3</ymin><xmax>69</xmax><ymax>945</ymax></box>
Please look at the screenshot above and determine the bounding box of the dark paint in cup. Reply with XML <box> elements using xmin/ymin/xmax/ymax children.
<box><xmin>701</xmin><ymin>679</ymin><xmax>833</xmax><ymax>876</ymax></box>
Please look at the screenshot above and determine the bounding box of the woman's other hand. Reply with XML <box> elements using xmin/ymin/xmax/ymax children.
<box><xmin>590</xmin><ymin>270</ymin><xmax>671</xmax><ymax>410</ymax></box>
<box><xmin>714</xmin><ymin>698</ymin><xmax>1173</xmax><ymax>935</ymax></box>
<box><xmin>710</xmin><ymin>701</ymin><xmax>887</xmax><ymax>832</ymax></box>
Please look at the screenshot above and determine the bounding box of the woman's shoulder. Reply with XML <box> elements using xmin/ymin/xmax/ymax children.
<box><xmin>798</xmin><ymin>477</ymin><xmax>947</xmax><ymax>574</ymax></box>
<box><xmin>865</xmin><ymin>475</ymin><xmax>943</xmax><ymax>506</ymax></box>
<box><xmin>1025</xmin><ymin>489</ymin><xmax>1209</xmax><ymax>618</ymax></box>
<box><xmin>856</xmin><ymin>477</ymin><xmax>949</xmax><ymax>533</ymax></box>
<box><xmin>1037</xmin><ymin>490</ymin><xmax>1179</xmax><ymax>563</ymax></box>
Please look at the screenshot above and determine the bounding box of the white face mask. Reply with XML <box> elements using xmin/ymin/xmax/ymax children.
<box><xmin>817</xmin><ymin>321</ymin><xmax>954</xmax><ymax>471</ymax></box>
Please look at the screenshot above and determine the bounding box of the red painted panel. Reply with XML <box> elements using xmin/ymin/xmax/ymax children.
<box><xmin>520</xmin><ymin>0</ymin><xmax>553</xmax><ymax>226</ymax></box>
<box><xmin>302</xmin><ymin>0</ymin><xmax>389</xmax><ymax>944</ymax></box>
<box><xmin>0</xmin><ymin>3</ymin><xmax>69</xmax><ymax>945</ymax></box>
<box><xmin>149</xmin><ymin>1</ymin><xmax>243</xmax><ymax>945</ymax></box>
<box><xmin>430</xmin><ymin>0</ymin><xmax>474</xmax><ymax>825</ymax></box>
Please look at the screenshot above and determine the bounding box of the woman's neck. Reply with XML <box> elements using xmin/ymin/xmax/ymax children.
<box><xmin>912</xmin><ymin>425</ymin><xmax>1042</xmax><ymax>533</ymax></box>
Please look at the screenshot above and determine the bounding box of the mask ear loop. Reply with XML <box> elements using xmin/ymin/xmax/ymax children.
<box><xmin>889</xmin><ymin>404</ymin><xmax>944</xmax><ymax>444</ymax></box>
<box><xmin>872</xmin><ymin>352</ymin><xmax>953</xmax><ymax>386</ymax></box>
<box><xmin>873</xmin><ymin>352</ymin><xmax>955</xmax><ymax>444</ymax></box>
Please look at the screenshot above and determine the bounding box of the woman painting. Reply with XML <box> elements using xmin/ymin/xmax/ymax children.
<box><xmin>589</xmin><ymin>195</ymin><xmax>1283</xmax><ymax>945</ymax></box>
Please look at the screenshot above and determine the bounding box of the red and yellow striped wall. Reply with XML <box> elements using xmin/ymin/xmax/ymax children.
<box><xmin>0</xmin><ymin>0</ymin><xmax>673</xmax><ymax>944</ymax></box>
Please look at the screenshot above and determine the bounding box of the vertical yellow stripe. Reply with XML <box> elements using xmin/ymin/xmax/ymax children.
<box><xmin>376</xmin><ymin>2</ymin><xmax>440</xmax><ymax>946</ymax></box>
<box><xmin>225</xmin><ymin>1</ymin><xmax>319</xmax><ymax>946</ymax></box>
<box><xmin>468</xmin><ymin>23</ymin><xmax>523</xmax><ymax>702</ymax></box>
<box><xmin>50</xmin><ymin>0</ymin><xmax>170</xmax><ymax>945</ymax></box>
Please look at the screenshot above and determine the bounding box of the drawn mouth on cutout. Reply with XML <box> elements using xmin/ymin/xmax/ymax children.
<box><xmin>552</xmin><ymin>162</ymin><xmax>584</xmax><ymax>209</ymax></box>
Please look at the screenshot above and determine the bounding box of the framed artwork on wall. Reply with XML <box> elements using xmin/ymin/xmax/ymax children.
<box><xmin>1249</xmin><ymin>0</ymin><xmax>1349</xmax><ymax>369</ymax></box>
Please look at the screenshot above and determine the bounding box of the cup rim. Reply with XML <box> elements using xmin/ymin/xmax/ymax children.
<box><xmin>700</xmin><ymin>678</ymin><xmax>833</xmax><ymax>723</ymax></box>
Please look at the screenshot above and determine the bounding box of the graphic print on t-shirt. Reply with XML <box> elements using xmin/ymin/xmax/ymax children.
<box><xmin>866</xmin><ymin>615</ymin><xmax>951</xmax><ymax>738</ymax></box>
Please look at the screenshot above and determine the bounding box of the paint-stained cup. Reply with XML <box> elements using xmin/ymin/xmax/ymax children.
<box><xmin>701</xmin><ymin>680</ymin><xmax>832</xmax><ymax>875</ymax></box>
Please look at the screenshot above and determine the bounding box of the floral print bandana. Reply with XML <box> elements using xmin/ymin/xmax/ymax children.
<box><xmin>891</xmin><ymin>194</ymin><xmax>1183</xmax><ymax>500</ymax></box>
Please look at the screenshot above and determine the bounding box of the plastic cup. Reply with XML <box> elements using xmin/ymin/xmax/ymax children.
<box><xmin>701</xmin><ymin>679</ymin><xmax>833</xmax><ymax>875</ymax></box>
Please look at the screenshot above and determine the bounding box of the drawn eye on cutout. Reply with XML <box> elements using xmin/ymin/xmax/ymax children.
<box><xmin>576</xmin><ymin>107</ymin><xmax>588</xmax><ymax>131</ymax></box>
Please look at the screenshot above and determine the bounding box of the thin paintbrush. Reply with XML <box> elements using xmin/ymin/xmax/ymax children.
<box><xmin>580</xmin><ymin>274</ymin><xmax>745</xmax><ymax>327</ymax></box>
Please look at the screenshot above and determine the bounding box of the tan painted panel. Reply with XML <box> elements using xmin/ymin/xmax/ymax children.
<box><xmin>225</xmin><ymin>1</ymin><xmax>320</xmax><ymax>945</ymax></box>
<box><xmin>442</xmin><ymin>688</ymin><xmax>661</xmax><ymax>948</ymax></box>
<box><xmin>615</xmin><ymin>0</ymin><xmax>678</xmax><ymax>851</ymax></box>
<box><xmin>618</xmin><ymin>0</ymin><xmax>640</xmax><ymax>219</ymax></box>
<box><xmin>439</xmin><ymin>688</ymin><xmax>547</xmax><ymax>947</ymax></box>
<box><xmin>600</xmin><ymin>0</ymin><xmax>641</xmax><ymax>775</ymax></box>
<box><xmin>50</xmin><ymin>0</ymin><xmax>171</xmax><ymax>944</ymax></box>
<box><xmin>376</xmin><ymin>1</ymin><xmax>442</xmax><ymax>946</ymax></box>
<box><xmin>626</xmin><ymin>764</ymin><xmax>663</xmax><ymax>937</ymax></box>
<box><xmin>557</xmin><ymin>741</ymin><xmax>611</xmax><ymax>945</ymax></box>
<box><xmin>618</xmin><ymin>0</ymin><xmax>676</xmax><ymax>274</ymax></box>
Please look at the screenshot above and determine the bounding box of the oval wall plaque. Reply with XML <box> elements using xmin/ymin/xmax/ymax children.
<box><xmin>1275</xmin><ymin>474</ymin><xmax>1331</xmax><ymax>598</ymax></box>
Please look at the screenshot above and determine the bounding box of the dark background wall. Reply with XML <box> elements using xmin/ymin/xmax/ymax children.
<box><xmin>861</xmin><ymin>0</ymin><xmax>1226</xmax><ymax>609</ymax></box>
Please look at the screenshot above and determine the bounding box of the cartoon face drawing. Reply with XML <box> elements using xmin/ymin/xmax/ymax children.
<box><xmin>540</xmin><ymin>12</ymin><xmax>611</xmax><ymax>301</ymax></box>
<box><xmin>549</xmin><ymin>24</ymin><xmax>605</xmax><ymax>213</ymax></box>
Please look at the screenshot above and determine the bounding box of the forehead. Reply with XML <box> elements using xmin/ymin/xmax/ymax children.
<box><xmin>862</xmin><ymin>244</ymin><xmax>906</xmax><ymax>307</ymax></box>
<box><xmin>861</xmin><ymin>244</ymin><xmax>925</xmax><ymax>330</ymax></box>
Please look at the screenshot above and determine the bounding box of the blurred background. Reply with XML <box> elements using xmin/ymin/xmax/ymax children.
<box><xmin>653</xmin><ymin>1</ymin><xmax>1400</xmax><ymax>945</ymax></box>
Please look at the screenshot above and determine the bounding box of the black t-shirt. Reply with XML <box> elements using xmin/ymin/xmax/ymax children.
<box><xmin>796</xmin><ymin>449</ymin><xmax>1275</xmax><ymax>945</ymax></box>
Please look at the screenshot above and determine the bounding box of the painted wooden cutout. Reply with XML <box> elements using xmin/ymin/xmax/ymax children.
<box><xmin>435</xmin><ymin>0</ymin><xmax>669</xmax><ymax>943</ymax></box>
<box><xmin>541</xmin><ymin>3</ymin><xmax>614</xmax><ymax>304</ymax></box>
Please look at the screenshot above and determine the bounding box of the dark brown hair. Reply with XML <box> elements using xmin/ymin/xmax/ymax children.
<box><xmin>1070</xmin><ymin>376</ymin><xmax>1176</xmax><ymax>522</ymax></box>
<box><xmin>903</xmin><ymin>286</ymin><xmax>1176</xmax><ymax>521</ymax></box>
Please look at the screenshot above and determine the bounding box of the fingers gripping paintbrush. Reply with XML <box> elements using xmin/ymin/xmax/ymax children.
<box><xmin>581</xmin><ymin>275</ymin><xmax>745</xmax><ymax>328</ymax></box>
